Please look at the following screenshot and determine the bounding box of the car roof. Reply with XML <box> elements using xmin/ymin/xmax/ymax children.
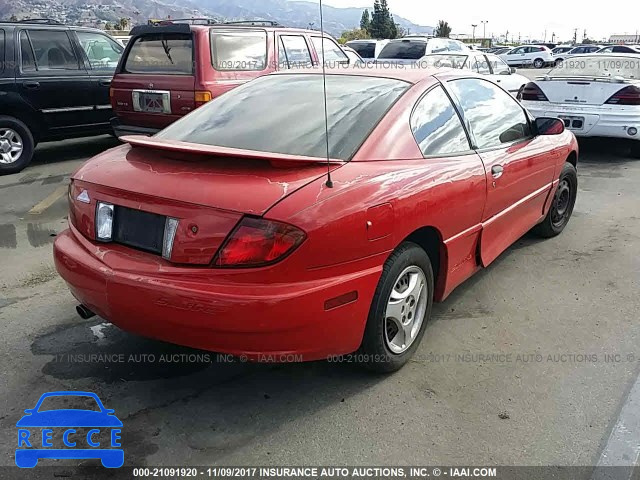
<box><xmin>271</xmin><ymin>66</ymin><xmax>461</xmax><ymax>85</ymax></box>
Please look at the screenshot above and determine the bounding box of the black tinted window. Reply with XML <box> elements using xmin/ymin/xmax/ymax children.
<box><xmin>27</xmin><ymin>30</ymin><xmax>79</xmax><ymax>70</ymax></box>
<box><xmin>0</xmin><ymin>30</ymin><xmax>4</xmax><ymax>72</ymax></box>
<box><xmin>449</xmin><ymin>78</ymin><xmax>531</xmax><ymax>149</ymax></box>
<box><xmin>211</xmin><ymin>30</ymin><xmax>267</xmax><ymax>71</ymax></box>
<box><xmin>20</xmin><ymin>31</ymin><xmax>36</xmax><ymax>71</ymax></box>
<box><xmin>125</xmin><ymin>34</ymin><xmax>193</xmax><ymax>74</ymax></box>
<box><xmin>378</xmin><ymin>42</ymin><xmax>427</xmax><ymax>60</ymax></box>
<box><xmin>157</xmin><ymin>75</ymin><xmax>409</xmax><ymax>160</ymax></box>
<box><xmin>348</xmin><ymin>42</ymin><xmax>375</xmax><ymax>59</ymax></box>
<box><xmin>411</xmin><ymin>86</ymin><xmax>470</xmax><ymax>156</ymax></box>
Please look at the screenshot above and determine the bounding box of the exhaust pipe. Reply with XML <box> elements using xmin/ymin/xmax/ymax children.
<box><xmin>76</xmin><ymin>304</ymin><xmax>96</xmax><ymax>320</ymax></box>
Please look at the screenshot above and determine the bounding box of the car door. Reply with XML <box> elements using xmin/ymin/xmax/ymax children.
<box><xmin>445</xmin><ymin>77</ymin><xmax>559</xmax><ymax>266</ymax></box>
<box><xmin>505</xmin><ymin>47</ymin><xmax>525</xmax><ymax>65</ymax></box>
<box><xmin>72</xmin><ymin>30</ymin><xmax>124</xmax><ymax>125</ymax></box>
<box><xmin>17</xmin><ymin>28</ymin><xmax>95</xmax><ymax>133</ymax></box>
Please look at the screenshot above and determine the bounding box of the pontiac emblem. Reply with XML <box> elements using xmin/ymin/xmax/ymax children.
<box><xmin>148</xmin><ymin>83</ymin><xmax>154</xmax><ymax>89</ymax></box>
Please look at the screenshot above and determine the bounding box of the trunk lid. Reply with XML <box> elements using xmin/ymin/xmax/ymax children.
<box><xmin>71</xmin><ymin>144</ymin><xmax>337</xmax><ymax>265</ymax></box>
<box><xmin>537</xmin><ymin>78</ymin><xmax>631</xmax><ymax>105</ymax></box>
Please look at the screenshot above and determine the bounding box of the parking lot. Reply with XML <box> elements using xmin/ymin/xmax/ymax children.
<box><xmin>0</xmin><ymin>128</ymin><xmax>639</xmax><ymax>476</ymax></box>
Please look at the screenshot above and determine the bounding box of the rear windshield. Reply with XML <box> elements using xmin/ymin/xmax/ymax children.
<box><xmin>124</xmin><ymin>33</ymin><xmax>193</xmax><ymax>74</ymax></box>
<box><xmin>348</xmin><ymin>42</ymin><xmax>376</xmax><ymax>59</ymax></box>
<box><xmin>156</xmin><ymin>75</ymin><xmax>410</xmax><ymax>160</ymax></box>
<box><xmin>549</xmin><ymin>55</ymin><xmax>640</xmax><ymax>79</ymax></box>
<box><xmin>378</xmin><ymin>41</ymin><xmax>427</xmax><ymax>60</ymax></box>
<box><xmin>211</xmin><ymin>30</ymin><xmax>267</xmax><ymax>71</ymax></box>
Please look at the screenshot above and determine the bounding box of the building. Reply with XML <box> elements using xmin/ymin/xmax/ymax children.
<box><xmin>609</xmin><ymin>34</ymin><xmax>640</xmax><ymax>44</ymax></box>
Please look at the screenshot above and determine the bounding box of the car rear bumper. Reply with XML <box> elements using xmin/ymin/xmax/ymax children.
<box><xmin>110</xmin><ymin>117</ymin><xmax>160</xmax><ymax>138</ymax></box>
<box><xmin>53</xmin><ymin>225</ymin><xmax>379</xmax><ymax>361</ymax></box>
<box><xmin>523</xmin><ymin>102</ymin><xmax>640</xmax><ymax>140</ymax></box>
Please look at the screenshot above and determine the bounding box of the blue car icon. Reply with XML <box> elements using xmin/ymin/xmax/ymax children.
<box><xmin>16</xmin><ymin>391</ymin><xmax>123</xmax><ymax>468</ymax></box>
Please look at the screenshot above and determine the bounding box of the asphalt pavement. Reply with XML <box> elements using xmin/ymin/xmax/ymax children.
<box><xmin>0</xmin><ymin>134</ymin><xmax>639</xmax><ymax>476</ymax></box>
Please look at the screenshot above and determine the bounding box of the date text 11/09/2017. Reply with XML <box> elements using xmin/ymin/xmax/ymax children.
<box><xmin>132</xmin><ymin>467</ymin><xmax>498</xmax><ymax>478</ymax></box>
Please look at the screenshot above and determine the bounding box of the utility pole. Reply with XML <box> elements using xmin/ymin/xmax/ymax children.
<box><xmin>471</xmin><ymin>24</ymin><xmax>477</xmax><ymax>42</ymax></box>
<box><xmin>481</xmin><ymin>20</ymin><xmax>488</xmax><ymax>41</ymax></box>
<box><xmin>573</xmin><ymin>28</ymin><xmax>578</xmax><ymax>45</ymax></box>
<box><xmin>551</xmin><ymin>32</ymin><xmax>556</xmax><ymax>43</ymax></box>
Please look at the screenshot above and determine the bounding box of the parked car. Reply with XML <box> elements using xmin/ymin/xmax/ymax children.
<box><xmin>500</xmin><ymin>45</ymin><xmax>554</xmax><ymax>68</ymax></box>
<box><xmin>55</xmin><ymin>68</ymin><xmax>578</xmax><ymax>372</ymax></box>
<box><xmin>376</xmin><ymin>37</ymin><xmax>468</xmax><ymax>65</ymax></box>
<box><xmin>418</xmin><ymin>52</ymin><xmax>529</xmax><ymax>95</ymax></box>
<box><xmin>345</xmin><ymin>39</ymin><xmax>389</xmax><ymax>59</ymax></box>
<box><xmin>0</xmin><ymin>19</ymin><xmax>124</xmax><ymax>174</ymax></box>
<box><xmin>552</xmin><ymin>45</ymin><xmax>574</xmax><ymax>55</ymax></box>
<box><xmin>110</xmin><ymin>20</ymin><xmax>351</xmax><ymax>137</ymax></box>
<box><xmin>553</xmin><ymin>44</ymin><xmax>603</xmax><ymax>65</ymax></box>
<box><xmin>596</xmin><ymin>45</ymin><xmax>640</xmax><ymax>54</ymax></box>
<box><xmin>518</xmin><ymin>54</ymin><xmax>640</xmax><ymax>157</ymax></box>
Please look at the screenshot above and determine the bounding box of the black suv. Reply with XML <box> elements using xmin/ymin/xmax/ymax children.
<box><xmin>0</xmin><ymin>20</ymin><xmax>124</xmax><ymax>174</ymax></box>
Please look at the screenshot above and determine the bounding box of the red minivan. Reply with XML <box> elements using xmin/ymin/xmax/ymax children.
<box><xmin>110</xmin><ymin>20</ymin><xmax>351</xmax><ymax>136</ymax></box>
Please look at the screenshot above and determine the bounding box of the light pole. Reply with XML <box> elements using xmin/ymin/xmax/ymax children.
<box><xmin>481</xmin><ymin>20</ymin><xmax>488</xmax><ymax>42</ymax></box>
<box><xmin>471</xmin><ymin>24</ymin><xmax>477</xmax><ymax>43</ymax></box>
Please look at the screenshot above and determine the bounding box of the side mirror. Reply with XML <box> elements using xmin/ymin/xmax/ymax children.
<box><xmin>535</xmin><ymin>117</ymin><xmax>565</xmax><ymax>135</ymax></box>
<box><xmin>510</xmin><ymin>67</ymin><xmax>517</xmax><ymax>74</ymax></box>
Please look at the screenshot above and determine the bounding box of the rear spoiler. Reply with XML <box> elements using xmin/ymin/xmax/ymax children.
<box><xmin>121</xmin><ymin>136</ymin><xmax>345</xmax><ymax>165</ymax></box>
<box><xmin>129</xmin><ymin>24</ymin><xmax>191</xmax><ymax>37</ymax></box>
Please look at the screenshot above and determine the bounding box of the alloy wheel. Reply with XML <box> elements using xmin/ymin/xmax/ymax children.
<box><xmin>0</xmin><ymin>128</ymin><xmax>24</xmax><ymax>164</ymax></box>
<box><xmin>384</xmin><ymin>266</ymin><xmax>428</xmax><ymax>355</ymax></box>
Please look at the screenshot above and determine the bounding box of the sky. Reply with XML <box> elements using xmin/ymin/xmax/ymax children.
<box><xmin>317</xmin><ymin>0</ymin><xmax>640</xmax><ymax>42</ymax></box>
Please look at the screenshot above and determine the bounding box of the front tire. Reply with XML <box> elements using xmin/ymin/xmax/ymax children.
<box><xmin>359</xmin><ymin>242</ymin><xmax>434</xmax><ymax>373</ymax></box>
<box><xmin>0</xmin><ymin>116</ymin><xmax>35</xmax><ymax>175</ymax></box>
<box><xmin>533</xmin><ymin>58</ymin><xmax>545</xmax><ymax>69</ymax></box>
<box><xmin>533</xmin><ymin>162</ymin><xmax>577</xmax><ymax>238</ymax></box>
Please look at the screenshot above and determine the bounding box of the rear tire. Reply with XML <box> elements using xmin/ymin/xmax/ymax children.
<box><xmin>0</xmin><ymin>116</ymin><xmax>35</xmax><ymax>175</ymax></box>
<box><xmin>358</xmin><ymin>242</ymin><xmax>434</xmax><ymax>373</ymax></box>
<box><xmin>533</xmin><ymin>58</ymin><xmax>545</xmax><ymax>69</ymax></box>
<box><xmin>533</xmin><ymin>162</ymin><xmax>577</xmax><ymax>238</ymax></box>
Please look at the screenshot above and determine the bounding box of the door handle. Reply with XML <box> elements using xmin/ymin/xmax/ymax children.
<box><xmin>23</xmin><ymin>81</ymin><xmax>40</xmax><ymax>90</ymax></box>
<box><xmin>492</xmin><ymin>165</ymin><xmax>504</xmax><ymax>179</ymax></box>
<box><xmin>99</xmin><ymin>80</ymin><xmax>112</xmax><ymax>86</ymax></box>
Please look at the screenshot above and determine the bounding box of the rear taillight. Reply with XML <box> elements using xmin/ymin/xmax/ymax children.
<box><xmin>195</xmin><ymin>90</ymin><xmax>212</xmax><ymax>107</ymax></box>
<box><xmin>605</xmin><ymin>85</ymin><xmax>640</xmax><ymax>106</ymax></box>
<box><xmin>518</xmin><ymin>82</ymin><xmax>549</xmax><ymax>101</ymax></box>
<box><xmin>213</xmin><ymin>217</ymin><xmax>306</xmax><ymax>267</ymax></box>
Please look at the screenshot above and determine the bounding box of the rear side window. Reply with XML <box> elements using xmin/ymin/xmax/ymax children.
<box><xmin>279</xmin><ymin>35</ymin><xmax>312</xmax><ymax>68</ymax></box>
<box><xmin>124</xmin><ymin>34</ymin><xmax>193</xmax><ymax>74</ymax></box>
<box><xmin>211</xmin><ymin>30</ymin><xmax>267</xmax><ymax>71</ymax></box>
<box><xmin>348</xmin><ymin>42</ymin><xmax>375</xmax><ymax>59</ymax></box>
<box><xmin>76</xmin><ymin>31</ymin><xmax>123</xmax><ymax>71</ymax></box>
<box><xmin>411</xmin><ymin>86</ymin><xmax>470</xmax><ymax>156</ymax></box>
<box><xmin>157</xmin><ymin>74</ymin><xmax>409</xmax><ymax>161</ymax></box>
<box><xmin>21</xmin><ymin>30</ymin><xmax>79</xmax><ymax>71</ymax></box>
<box><xmin>378</xmin><ymin>41</ymin><xmax>426</xmax><ymax>60</ymax></box>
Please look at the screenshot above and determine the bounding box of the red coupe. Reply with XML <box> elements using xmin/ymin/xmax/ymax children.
<box><xmin>54</xmin><ymin>69</ymin><xmax>578</xmax><ymax>372</ymax></box>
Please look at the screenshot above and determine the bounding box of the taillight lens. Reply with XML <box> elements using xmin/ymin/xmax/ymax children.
<box><xmin>214</xmin><ymin>217</ymin><xmax>306</xmax><ymax>267</ymax></box>
<box><xmin>518</xmin><ymin>82</ymin><xmax>549</xmax><ymax>101</ymax></box>
<box><xmin>605</xmin><ymin>85</ymin><xmax>640</xmax><ymax>106</ymax></box>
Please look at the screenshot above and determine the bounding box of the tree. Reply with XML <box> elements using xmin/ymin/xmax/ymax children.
<box><xmin>389</xmin><ymin>15</ymin><xmax>398</xmax><ymax>39</ymax></box>
<box><xmin>339</xmin><ymin>28</ymin><xmax>370</xmax><ymax>44</ymax></box>
<box><xmin>360</xmin><ymin>9</ymin><xmax>371</xmax><ymax>33</ymax></box>
<box><xmin>105</xmin><ymin>22</ymin><xmax>113</xmax><ymax>30</ymax></box>
<box><xmin>369</xmin><ymin>0</ymin><xmax>394</xmax><ymax>39</ymax></box>
<box><xmin>434</xmin><ymin>20</ymin><xmax>452</xmax><ymax>38</ymax></box>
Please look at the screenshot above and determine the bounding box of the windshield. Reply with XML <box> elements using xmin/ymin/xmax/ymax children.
<box><xmin>347</xmin><ymin>42</ymin><xmax>376</xmax><ymax>59</ymax></box>
<box><xmin>419</xmin><ymin>54</ymin><xmax>468</xmax><ymax>69</ymax></box>
<box><xmin>156</xmin><ymin>74</ymin><xmax>410</xmax><ymax>160</ymax></box>
<box><xmin>549</xmin><ymin>55</ymin><xmax>640</xmax><ymax>79</ymax></box>
<box><xmin>37</xmin><ymin>395</ymin><xmax>101</xmax><ymax>412</ymax></box>
<box><xmin>378</xmin><ymin>41</ymin><xmax>427</xmax><ymax>60</ymax></box>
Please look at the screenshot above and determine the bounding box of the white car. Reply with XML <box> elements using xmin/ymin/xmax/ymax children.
<box><xmin>553</xmin><ymin>45</ymin><xmax>603</xmax><ymax>64</ymax></box>
<box><xmin>500</xmin><ymin>45</ymin><xmax>554</xmax><ymax>68</ymax></box>
<box><xmin>376</xmin><ymin>37</ymin><xmax>469</xmax><ymax>65</ymax></box>
<box><xmin>345</xmin><ymin>39</ymin><xmax>390</xmax><ymax>60</ymax></box>
<box><xmin>418</xmin><ymin>52</ymin><xmax>528</xmax><ymax>95</ymax></box>
<box><xmin>519</xmin><ymin>54</ymin><xmax>640</xmax><ymax>157</ymax></box>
